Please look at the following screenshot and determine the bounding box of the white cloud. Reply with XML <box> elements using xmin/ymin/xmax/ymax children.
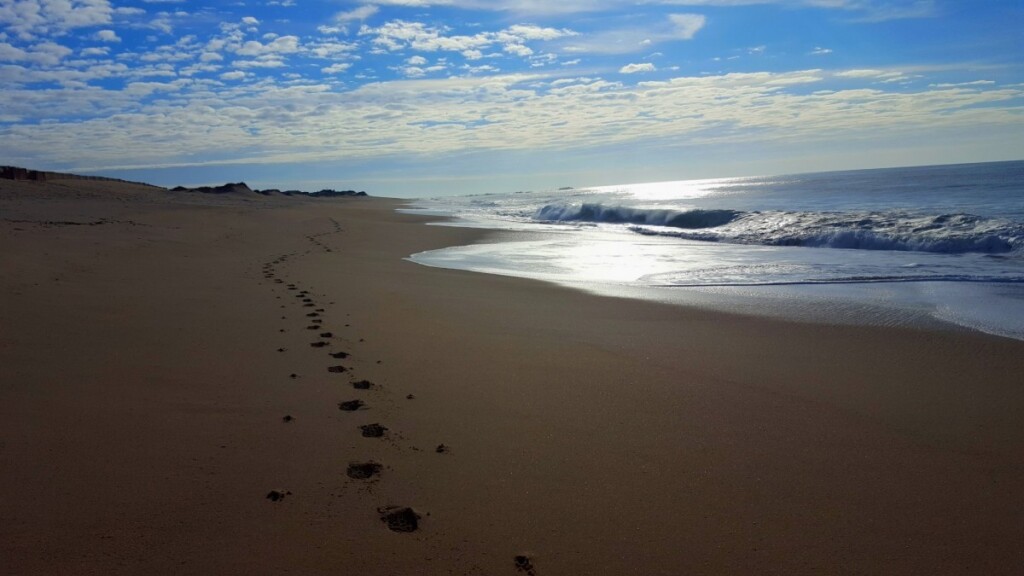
<box><xmin>307</xmin><ymin>40</ymin><xmax>358</xmax><ymax>58</ymax></box>
<box><xmin>80</xmin><ymin>46</ymin><xmax>109</xmax><ymax>56</ymax></box>
<box><xmin>361</xmin><ymin>19</ymin><xmax>574</xmax><ymax>59</ymax></box>
<box><xmin>322</xmin><ymin>62</ymin><xmax>352</xmax><ymax>74</ymax></box>
<box><xmin>505</xmin><ymin>24</ymin><xmax>577</xmax><ymax>41</ymax></box>
<box><xmin>809</xmin><ymin>46</ymin><xmax>833</xmax><ymax>55</ymax></box>
<box><xmin>563</xmin><ymin>13</ymin><xmax>705</xmax><ymax>54</ymax></box>
<box><xmin>0</xmin><ymin>0</ymin><xmax>114</xmax><ymax>39</ymax></box>
<box><xmin>504</xmin><ymin>43</ymin><xmax>532</xmax><ymax>57</ymax></box>
<box><xmin>407</xmin><ymin>55</ymin><xmax>427</xmax><ymax>65</ymax></box>
<box><xmin>220</xmin><ymin>70</ymin><xmax>245</xmax><ymax>80</ymax></box>
<box><xmin>318</xmin><ymin>25</ymin><xmax>345</xmax><ymax>35</ymax></box>
<box><xmin>620</xmin><ymin>62</ymin><xmax>656</xmax><ymax>73</ymax></box>
<box><xmin>835</xmin><ymin>68</ymin><xmax>906</xmax><ymax>80</ymax></box>
<box><xmin>0</xmin><ymin>41</ymin><xmax>28</xmax><ymax>61</ymax></box>
<box><xmin>336</xmin><ymin>5</ymin><xmax>379</xmax><ymax>23</ymax></box>
<box><xmin>94</xmin><ymin>29</ymin><xmax>120</xmax><ymax>42</ymax></box>
<box><xmin>0</xmin><ymin>40</ymin><xmax>73</xmax><ymax>65</ymax></box>
<box><xmin>668</xmin><ymin>13</ymin><xmax>706</xmax><ymax>39</ymax></box>
<box><xmin>234</xmin><ymin>58</ymin><xmax>286</xmax><ymax>68</ymax></box>
<box><xmin>241</xmin><ymin>16</ymin><xmax>259</xmax><ymax>26</ymax></box>
<box><xmin>234</xmin><ymin>35</ymin><xmax>300</xmax><ymax>57</ymax></box>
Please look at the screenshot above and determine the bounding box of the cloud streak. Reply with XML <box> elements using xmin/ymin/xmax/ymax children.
<box><xmin>2</xmin><ymin>67</ymin><xmax>1018</xmax><ymax>173</ymax></box>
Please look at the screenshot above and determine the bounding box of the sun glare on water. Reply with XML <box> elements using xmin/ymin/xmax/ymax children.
<box><xmin>585</xmin><ymin>176</ymin><xmax>765</xmax><ymax>202</ymax></box>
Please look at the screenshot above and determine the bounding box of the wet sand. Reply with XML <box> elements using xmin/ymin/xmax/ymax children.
<box><xmin>1</xmin><ymin>179</ymin><xmax>1022</xmax><ymax>575</ymax></box>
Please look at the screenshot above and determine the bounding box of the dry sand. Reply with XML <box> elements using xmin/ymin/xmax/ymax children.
<box><xmin>1</xmin><ymin>178</ymin><xmax>1022</xmax><ymax>575</ymax></box>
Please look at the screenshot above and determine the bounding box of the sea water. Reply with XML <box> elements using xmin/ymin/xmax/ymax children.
<box><xmin>405</xmin><ymin>161</ymin><xmax>1024</xmax><ymax>340</ymax></box>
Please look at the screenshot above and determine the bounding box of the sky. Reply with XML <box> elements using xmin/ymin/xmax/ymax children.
<box><xmin>0</xmin><ymin>0</ymin><xmax>1022</xmax><ymax>197</ymax></box>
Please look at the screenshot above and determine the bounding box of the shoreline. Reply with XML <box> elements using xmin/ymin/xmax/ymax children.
<box><xmin>2</xmin><ymin>182</ymin><xmax>1022</xmax><ymax>575</ymax></box>
<box><xmin>406</xmin><ymin>213</ymin><xmax>1024</xmax><ymax>342</ymax></box>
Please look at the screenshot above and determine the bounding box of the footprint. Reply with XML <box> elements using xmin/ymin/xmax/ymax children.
<box><xmin>352</xmin><ymin>380</ymin><xmax>373</xmax><ymax>390</ymax></box>
<box><xmin>338</xmin><ymin>400</ymin><xmax>364</xmax><ymax>411</ymax></box>
<box><xmin>514</xmin><ymin>555</ymin><xmax>538</xmax><ymax>575</ymax></box>
<box><xmin>378</xmin><ymin>507</ymin><xmax>420</xmax><ymax>533</ymax></box>
<box><xmin>266</xmin><ymin>490</ymin><xmax>292</xmax><ymax>502</ymax></box>
<box><xmin>330</xmin><ymin>351</ymin><xmax>349</xmax><ymax>359</ymax></box>
<box><xmin>360</xmin><ymin>423</ymin><xmax>387</xmax><ymax>438</ymax></box>
<box><xmin>346</xmin><ymin>461</ymin><xmax>382</xmax><ymax>480</ymax></box>
<box><xmin>328</xmin><ymin>365</ymin><xmax>347</xmax><ymax>373</ymax></box>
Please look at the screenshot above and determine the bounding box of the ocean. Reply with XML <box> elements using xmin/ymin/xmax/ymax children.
<box><xmin>405</xmin><ymin>161</ymin><xmax>1024</xmax><ymax>340</ymax></box>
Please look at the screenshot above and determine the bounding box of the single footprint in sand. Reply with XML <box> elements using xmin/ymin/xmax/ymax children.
<box><xmin>378</xmin><ymin>507</ymin><xmax>420</xmax><ymax>533</ymax></box>
<box><xmin>514</xmin><ymin>555</ymin><xmax>538</xmax><ymax>575</ymax></box>
<box><xmin>360</xmin><ymin>423</ymin><xmax>387</xmax><ymax>437</ymax></box>
<box><xmin>338</xmin><ymin>400</ymin><xmax>365</xmax><ymax>411</ymax></box>
<box><xmin>266</xmin><ymin>490</ymin><xmax>292</xmax><ymax>502</ymax></box>
<box><xmin>346</xmin><ymin>461</ymin><xmax>382</xmax><ymax>479</ymax></box>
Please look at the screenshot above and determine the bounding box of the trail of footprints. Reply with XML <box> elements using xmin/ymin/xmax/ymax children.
<box><xmin>257</xmin><ymin>219</ymin><xmax>537</xmax><ymax>572</ymax></box>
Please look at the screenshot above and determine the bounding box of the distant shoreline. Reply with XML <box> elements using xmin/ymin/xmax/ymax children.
<box><xmin>1</xmin><ymin>165</ymin><xmax>368</xmax><ymax>197</ymax></box>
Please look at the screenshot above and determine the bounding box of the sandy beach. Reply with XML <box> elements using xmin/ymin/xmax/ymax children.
<box><xmin>2</xmin><ymin>178</ymin><xmax>1022</xmax><ymax>575</ymax></box>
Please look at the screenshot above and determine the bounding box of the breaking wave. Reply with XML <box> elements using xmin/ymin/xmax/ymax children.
<box><xmin>535</xmin><ymin>203</ymin><xmax>741</xmax><ymax>229</ymax></box>
<box><xmin>535</xmin><ymin>203</ymin><xmax>1024</xmax><ymax>255</ymax></box>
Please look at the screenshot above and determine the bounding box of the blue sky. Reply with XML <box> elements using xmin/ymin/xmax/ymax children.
<box><xmin>1</xmin><ymin>0</ymin><xmax>1021</xmax><ymax>196</ymax></box>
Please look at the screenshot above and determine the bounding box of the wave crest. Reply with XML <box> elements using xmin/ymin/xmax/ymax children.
<box><xmin>534</xmin><ymin>203</ymin><xmax>1023</xmax><ymax>255</ymax></box>
<box><xmin>535</xmin><ymin>203</ymin><xmax>741</xmax><ymax>229</ymax></box>
<box><xmin>629</xmin><ymin>211</ymin><xmax>1023</xmax><ymax>255</ymax></box>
